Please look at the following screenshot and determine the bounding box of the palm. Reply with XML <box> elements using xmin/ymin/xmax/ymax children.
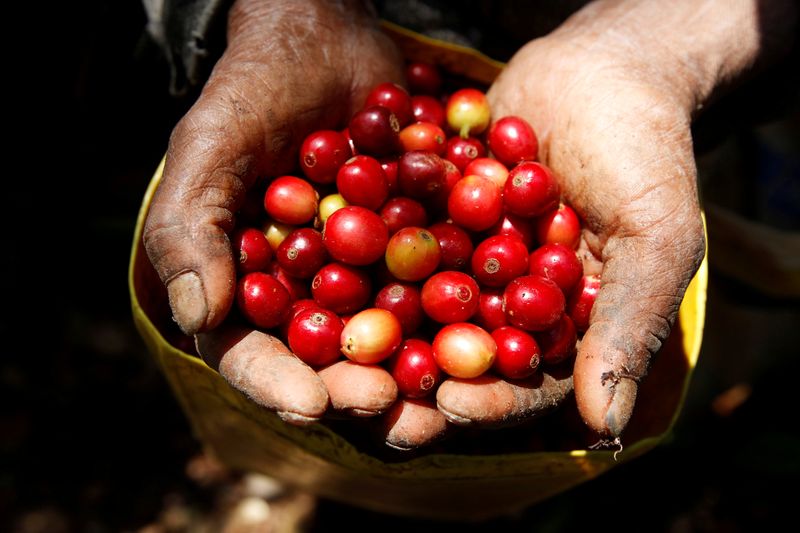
<box><xmin>484</xmin><ymin>37</ymin><xmax>705</xmax><ymax>436</ymax></box>
<box><xmin>144</xmin><ymin>1</ymin><xmax>405</xmax><ymax>428</ymax></box>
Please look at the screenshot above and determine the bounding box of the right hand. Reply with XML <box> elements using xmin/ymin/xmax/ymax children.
<box><xmin>143</xmin><ymin>0</ymin><xmax>408</xmax><ymax>427</ymax></box>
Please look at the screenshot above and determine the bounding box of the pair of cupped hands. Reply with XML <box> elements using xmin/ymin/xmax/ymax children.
<box><xmin>143</xmin><ymin>0</ymin><xmax>710</xmax><ymax>450</ymax></box>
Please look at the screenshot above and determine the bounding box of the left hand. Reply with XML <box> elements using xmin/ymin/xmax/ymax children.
<box><xmin>434</xmin><ymin>0</ymin><xmax>760</xmax><ymax>441</ymax></box>
<box><xmin>402</xmin><ymin>0</ymin><xmax>796</xmax><ymax>448</ymax></box>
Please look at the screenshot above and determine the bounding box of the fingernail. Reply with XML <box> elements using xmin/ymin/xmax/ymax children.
<box><xmin>347</xmin><ymin>408</ymin><xmax>382</xmax><ymax>417</ymax></box>
<box><xmin>385</xmin><ymin>440</ymin><xmax>415</xmax><ymax>452</ymax></box>
<box><xmin>167</xmin><ymin>271</ymin><xmax>208</xmax><ymax>335</ymax></box>
<box><xmin>436</xmin><ymin>405</ymin><xmax>474</xmax><ymax>426</ymax></box>
<box><xmin>605</xmin><ymin>377</ymin><xmax>637</xmax><ymax>437</ymax></box>
<box><xmin>277</xmin><ymin>411</ymin><xmax>320</xmax><ymax>426</ymax></box>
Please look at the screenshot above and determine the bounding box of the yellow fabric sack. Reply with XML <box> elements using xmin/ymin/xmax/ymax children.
<box><xmin>129</xmin><ymin>24</ymin><xmax>707</xmax><ymax>521</ymax></box>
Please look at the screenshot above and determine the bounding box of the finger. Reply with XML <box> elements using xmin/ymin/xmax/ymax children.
<box><xmin>142</xmin><ymin>77</ymin><xmax>278</xmax><ymax>335</ymax></box>
<box><xmin>316</xmin><ymin>360</ymin><xmax>398</xmax><ymax>417</ymax></box>
<box><xmin>574</xmin><ymin>219</ymin><xmax>705</xmax><ymax>438</ymax></box>
<box><xmin>196</xmin><ymin>325</ymin><xmax>329</xmax><ymax>424</ymax></box>
<box><xmin>143</xmin><ymin>4</ymin><xmax>403</xmax><ymax>336</ymax></box>
<box><xmin>435</xmin><ymin>366</ymin><xmax>574</xmax><ymax>428</ymax></box>
<box><xmin>142</xmin><ymin>72</ymin><xmax>336</xmax><ymax>335</ymax></box>
<box><xmin>381</xmin><ymin>398</ymin><xmax>450</xmax><ymax>450</ymax></box>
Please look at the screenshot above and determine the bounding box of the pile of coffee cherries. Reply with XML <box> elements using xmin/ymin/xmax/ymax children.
<box><xmin>233</xmin><ymin>62</ymin><xmax>599</xmax><ymax>401</ymax></box>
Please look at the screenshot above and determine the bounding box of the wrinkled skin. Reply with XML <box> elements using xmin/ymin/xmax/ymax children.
<box><xmin>482</xmin><ymin>37</ymin><xmax>707</xmax><ymax>439</ymax></box>
<box><xmin>464</xmin><ymin>0</ymin><xmax>795</xmax><ymax>438</ymax></box>
<box><xmin>143</xmin><ymin>0</ymin><xmax>793</xmax><ymax>447</ymax></box>
<box><xmin>144</xmin><ymin>0</ymin><xmax>405</xmax><ymax>426</ymax></box>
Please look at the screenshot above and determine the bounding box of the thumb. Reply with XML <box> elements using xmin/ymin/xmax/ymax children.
<box><xmin>142</xmin><ymin>1</ymin><xmax>404</xmax><ymax>335</ymax></box>
<box><xmin>142</xmin><ymin>28</ymin><xmax>349</xmax><ymax>334</ymax></box>
<box><xmin>573</xmin><ymin>215</ymin><xmax>705</xmax><ymax>438</ymax></box>
<box><xmin>142</xmin><ymin>94</ymin><xmax>270</xmax><ymax>334</ymax></box>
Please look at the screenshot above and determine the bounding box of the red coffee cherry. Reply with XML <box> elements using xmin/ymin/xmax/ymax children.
<box><xmin>503</xmin><ymin>275</ymin><xmax>565</xmax><ymax>331</ymax></box>
<box><xmin>336</xmin><ymin>155</ymin><xmax>389</xmax><ymax>211</ymax></box>
<box><xmin>503</xmin><ymin>162</ymin><xmax>560</xmax><ymax>218</ymax></box>
<box><xmin>287</xmin><ymin>309</ymin><xmax>344</xmax><ymax>367</ymax></box>
<box><xmin>323</xmin><ymin>206</ymin><xmax>389</xmax><ymax>266</ymax></box>
<box><xmin>471</xmin><ymin>235</ymin><xmax>529</xmax><ymax>288</ymax></box>
<box><xmin>433</xmin><ymin>322</ymin><xmax>496</xmax><ymax>378</ymax></box>
<box><xmin>232</xmin><ymin>227</ymin><xmax>272</xmax><ymax>274</ymax></box>
<box><xmin>236</xmin><ymin>272</ymin><xmax>292</xmax><ymax>330</ymax></box>
<box><xmin>264</xmin><ymin>176</ymin><xmax>318</xmax><ymax>225</ymax></box>
<box><xmin>374</xmin><ymin>282</ymin><xmax>424</xmax><ymax>336</ymax></box>
<box><xmin>486</xmin><ymin>116</ymin><xmax>539</xmax><ymax>167</ymax></box>
<box><xmin>421</xmin><ymin>271</ymin><xmax>480</xmax><ymax>324</ymax></box>
<box><xmin>389</xmin><ymin>338</ymin><xmax>442</xmax><ymax>398</ymax></box>
<box><xmin>299</xmin><ymin>130</ymin><xmax>352</xmax><ymax>184</ymax></box>
<box><xmin>491</xmin><ymin>326</ymin><xmax>541</xmax><ymax>380</ymax></box>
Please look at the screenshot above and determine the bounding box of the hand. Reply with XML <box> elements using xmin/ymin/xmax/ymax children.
<box><xmin>437</xmin><ymin>0</ymin><xmax>793</xmax><ymax>441</ymax></box>
<box><xmin>143</xmin><ymin>0</ymin><xmax>408</xmax><ymax>426</ymax></box>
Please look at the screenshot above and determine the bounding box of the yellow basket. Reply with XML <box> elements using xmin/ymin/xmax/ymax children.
<box><xmin>129</xmin><ymin>25</ymin><xmax>707</xmax><ymax>521</ymax></box>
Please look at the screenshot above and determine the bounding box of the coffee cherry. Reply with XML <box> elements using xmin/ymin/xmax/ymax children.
<box><xmin>406</xmin><ymin>62</ymin><xmax>443</xmax><ymax>95</ymax></box>
<box><xmin>385</xmin><ymin>227</ymin><xmax>441</xmax><ymax>282</ymax></box>
<box><xmin>528</xmin><ymin>243</ymin><xmax>583</xmax><ymax>294</ymax></box>
<box><xmin>380</xmin><ymin>158</ymin><xmax>400</xmax><ymax>196</ymax></box>
<box><xmin>318</xmin><ymin>193</ymin><xmax>348</xmax><ymax>224</ymax></box>
<box><xmin>287</xmin><ymin>309</ymin><xmax>344</xmax><ymax>367</ymax></box>
<box><xmin>567</xmin><ymin>274</ymin><xmax>600</xmax><ymax>332</ymax></box>
<box><xmin>267</xmin><ymin>262</ymin><xmax>310</xmax><ymax>301</ymax></box>
<box><xmin>232</xmin><ymin>227</ymin><xmax>272</xmax><ymax>274</ymax></box>
<box><xmin>427</xmin><ymin>222</ymin><xmax>474</xmax><ymax>271</ymax></box>
<box><xmin>275</xmin><ymin>228</ymin><xmax>327</xmax><ymax>279</ymax></box>
<box><xmin>486</xmin><ymin>214</ymin><xmax>536</xmax><ymax>250</ymax></box>
<box><xmin>348</xmin><ymin>105</ymin><xmax>401</xmax><ymax>157</ymax></box>
<box><xmin>287</xmin><ymin>298</ymin><xmax>321</xmax><ymax>321</ymax></box>
<box><xmin>503</xmin><ymin>162</ymin><xmax>560</xmax><ymax>218</ymax></box>
<box><xmin>421</xmin><ymin>271</ymin><xmax>480</xmax><ymax>323</ymax></box>
<box><xmin>446</xmin><ymin>88</ymin><xmax>491</xmax><ymax>138</ymax></box>
<box><xmin>432</xmin><ymin>322</ymin><xmax>496</xmax><ymax>378</ymax></box>
<box><xmin>472</xmin><ymin>288</ymin><xmax>508</xmax><ymax>331</ymax></box>
<box><xmin>491</xmin><ymin>326</ymin><xmax>541</xmax><ymax>380</ymax></box>
<box><xmin>537</xmin><ymin>203</ymin><xmax>581</xmax><ymax>249</ymax></box>
<box><xmin>536</xmin><ymin>314</ymin><xmax>577</xmax><ymax>365</ymax></box>
<box><xmin>503</xmin><ymin>275</ymin><xmax>565</xmax><ymax>331</ymax></box>
<box><xmin>340</xmin><ymin>308</ymin><xmax>403</xmax><ymax>364</ymax></box>
<box><xmin>374</xmin><ymin>282</ymin><xmax>424</xmax><ymax>336</ymax></box>
<box><xmin>445</xmin><ymin>136</ymin><xmax>486</xmax><ymax>174</ymax></box>
<box><xmin>280</xmin><ymin>298</ymin><xmax>321</xmax><ymax>339</ymax></box>
<box><xmin>464</xmin><ymin>157</ymin><xmax>509</xmax><ymax>189</ymax></box>
<box><xmin>341</xmin><ymin>127</ymin><xmax>357</xmax><ymax>155</ymax></box>
<box><xmin>397</xmin><ymin>151</ymin><xmax>446</xmax><ymax>200</ymax></box>
<box><xmin>389</xmin><ymin>339</ymin><xmax>441</xmax><ymax>398</ymax></box>
<box><xmin>236</xmin><ymin>272</ymin><xmax>292</xmax><ymax>329</ymax></box>
<box><xmin>399</xmin><ymin>122</ymin><xmax>447</xmax><ymax>155</ymax></box>
<box><xmin>311</xmin><ymin>262</ymin><xmax>371</xmax><ymax>314</ymax></box>
<box><xmin>448</xmin><ymin>175</ymin><xmax>503</xmax><ymax>232</ymax></box>
<box><xmin>411</xmin><ymin>95</ymin><xmax>446</xmax><ymax>126</ymax></box>
<box><xmin>486</xmin><ymin>116</ymin><xmax>538</xmax><ymax>167</ymax></box>
<box><xmin>364</xmin><ymin>82</ymin><xmax>414</xmax><ymax>127</ymax></box>
<box><xmin>262</xmin><ymin>219</ymin><xmax>294</xmax><ymax>251</ymax></box>
<box><xmin>323</xmin><ymin>206</ymin><xmax>389</xmax><ymax>266</ymax></box>
<box><xmin>336</xmin><ymin>155</ymin><xmax>388</xmax><ymax>211</ymax></box>
<box><xmin>264</xmin><ymin>176</ymin><xmax>318</xmax><ymax>225</ymax></box>
<box><xmin>379</xmin><ymin>197</ymin><xmax>428</xmax><ymax>235</ymax></box>
<box><xmin>471</xmin><ymin>235</ymin><xmax>529</xmax><ymax>288</ymax></box>
<box><xmin>427</xmin><ymin>160</ymin><xmax>462</xmax><ymax>214</ymax></box>
<box><xmin>299</xmin><ymin>130</ymin><xmax>352</xmax><ymax>184</ymax></box>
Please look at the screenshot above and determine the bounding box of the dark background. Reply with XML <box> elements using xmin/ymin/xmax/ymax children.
<box><xmin>3</xmin><ymin>1</ymin><xmax>799</xmax><ymax>531</ymax></box>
